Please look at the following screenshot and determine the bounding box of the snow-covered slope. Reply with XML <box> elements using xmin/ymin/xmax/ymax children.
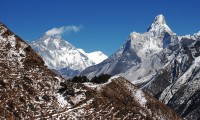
<box><xmin>78</xmin><ymin>49</ymin><xmax>108</xmax><ymax>64</ymax></box>
<box><xmin>81</xmin><ymin>14</ymin><xmax>178</xmax><ymax>81</ymax></box>
<box><xmin>32</xmin><ymin>34</ymin><xmax>94</xmax><ymax>70</ymax></box>
<box><xmin>32</xmin><ymin>34</ymin><xmax>107</xmax><ymax>78</ymax></box>
<box><xmin>141</xmin><ymin>38</ymin><xmax>200</xmax><ymax>120</ymax></box>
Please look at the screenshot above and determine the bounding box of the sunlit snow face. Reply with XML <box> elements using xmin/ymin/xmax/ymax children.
<box><xmin>131</xmin><ymin>32</ymin><xmax>139</xmax><ymax>39</ymax></box>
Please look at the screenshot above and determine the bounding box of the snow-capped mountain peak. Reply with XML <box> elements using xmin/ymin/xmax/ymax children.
<box><xmin>147</xmin><ymin>14</ymin><xmax>174</xmax><ymax>35</ymax></box>
<box><xmin>153</xmin><ymin>14</ymin><xmax>166</xmax><ymax>25</ymax></box>
<box><xmin>129</xmin><ymin>15</ymin><xmax>176</xmax><ymax>59</ymax></box>
<box><xmin>32</xmin><ymin>32</ymin><xmax>108</xmax><ymax>78</ymax></box>
<box><xmin>81</xmin><ymin>14</ymin><xmax>177</xmax><ymax>81</ymax></box>
<box><xmin>194</xmin><ymin>31</ymin><xmax>200</xmax><ymax>38</ymax></box>
<box><xmin>32</xmin><ymin>34</ymin><xmax>94</xmax><ymax>71</ymax></box>
<box><xmin>36</xmin><ymin>34</ymin><xmax>72</xmax><ymax>49</ymax></box>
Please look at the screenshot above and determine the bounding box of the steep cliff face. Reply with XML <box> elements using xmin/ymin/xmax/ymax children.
<box><xmin>142</xmin><ymin>39</ymin><xmax>200</xmax><ymax>120</ymax></box>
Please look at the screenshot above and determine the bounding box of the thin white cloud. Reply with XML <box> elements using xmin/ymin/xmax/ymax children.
<box><xmin>45</xmin><ymin>25</ymin><xmax>81</xmax><ymax>36</ymax></box>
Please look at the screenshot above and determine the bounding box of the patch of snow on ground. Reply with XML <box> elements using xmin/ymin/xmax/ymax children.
<box><xmin>56</xmin><ymin>93</ymin><xmax>69</xmax><ymax>107</ymax></box>
<box><xmin>108</xmin><ymin>75</ymin><xmax>120</xmax><ymax>82</ymax></box>
<box><xmin>83</xmin><ymin>76</ymin><xmax>120</xmax><ymax>91</ymax></box>
<box><xmin>134</xmin><ymin>90</ymin><xmax>147</xmax><ymax>107</ymax></box>
<box><xmin>123</xmin><ymin>81</ymin><xmax>147</xmax><ymax>107</ymax></box>
<box><xmin>71</xmin><ymin>93</ymin><xmax>86</xmax><ymax>105</ymax></box>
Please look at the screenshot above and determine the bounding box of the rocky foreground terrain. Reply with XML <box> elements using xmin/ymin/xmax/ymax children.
<box><xmin>0</xmin><ymin>23</ymin><xmax>182</xmax><ymax>119</ymax></box>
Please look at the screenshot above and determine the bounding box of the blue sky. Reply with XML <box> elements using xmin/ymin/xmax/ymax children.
<box><xmin>0</xmin><ymin>0</ymin><xmax>200</xmax><ymax>56</ymax></box>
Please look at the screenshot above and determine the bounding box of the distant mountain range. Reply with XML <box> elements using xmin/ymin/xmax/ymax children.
<box><xmin>31</xmin><ymin>34</ymin><xmax>107</xmax><ymax>78</ymax></box>
<box><xmin>81</xmin><ymin>14</ymin><xmax>200</xmax><ymax>119</ymax></box>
